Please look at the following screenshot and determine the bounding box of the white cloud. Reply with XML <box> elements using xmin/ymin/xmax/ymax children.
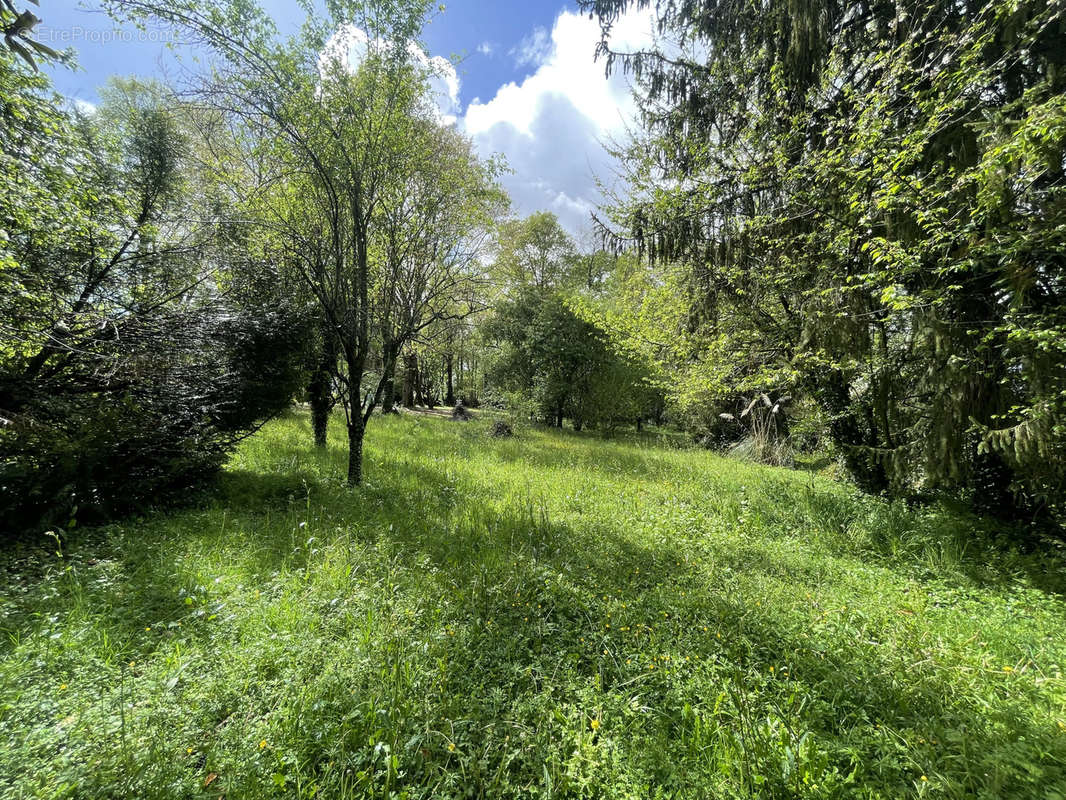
<box><xmin>461</xmin><ymin>8</ymin><xmax>655</xmax><ymax>235</ymax></box>
<box><xmin>476</xmin><ymin>41</ymin><xmax>494</xmax><ymax>57</ymax></box>
<box><xmin>509</xmin><ymin>26</ymin><xmax>550</xmax><ymax>68</ymax></box>
<box><xmin>320</xmin><ymin>24</ymin><xmax>461</xmax><ymax>125</ymax></box>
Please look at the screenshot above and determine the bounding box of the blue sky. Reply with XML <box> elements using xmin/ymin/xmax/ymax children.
<box><xmin>37</xmin><ymin>0</ymin><xmax>655</xmax><ymax>235</ymax></box>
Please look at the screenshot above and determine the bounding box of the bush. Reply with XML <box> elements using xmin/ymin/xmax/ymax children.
<box><xmin>0</xmin><ymin>300</ymin><xmax>310</xmax><ymax>535</ymax></box>
<box><xmin>488</xmin><ymin>420</ymin><xmax>513</xmax><ymax>438</ymax></box>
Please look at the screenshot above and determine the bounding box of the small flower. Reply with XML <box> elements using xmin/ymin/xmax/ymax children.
<box><xmin>1003</xmin><ymin>666</ymin><xmax>1014</xmax><ymax>673</ymax></box>
<box><xmin>589</xmin><ymin>718</ymin><xmax>600</xmax><ymax>731</ymax></box>
<box><xmin>59</xmin><ymin>683</ymin><xmax>67</xmax><ymax>690</ymax></box>
<box><xmin>259</xmin><ymin>740</ymin><xmax>267</xmax><ymax>749</ymax></box>
<box><xmin>447</xmin><ymin>742</ymin><xmax>456</xmax><ymax>752</ymax></box>
<box><xmin>920</xmin><ymin>775</ymin><xmax>928</xmax><ymax>782</ymax></box>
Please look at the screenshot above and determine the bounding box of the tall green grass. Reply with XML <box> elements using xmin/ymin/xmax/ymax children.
<box><xmin>1</xmin><ymin>410</ymin><xmax>1064</xmax><ymax>798</ymax></box>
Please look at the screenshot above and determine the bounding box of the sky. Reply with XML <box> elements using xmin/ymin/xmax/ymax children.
<box><xmin>36</xmin><ymin>0</ymin><xmax>655</xmax><ymax>236</ymax></box>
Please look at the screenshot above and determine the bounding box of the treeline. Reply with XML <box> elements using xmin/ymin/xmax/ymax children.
<box><xmin>0</xmin><ymin>0</ymin><xmax>655</xmax><ymax>534</ymax></box>
<box><xmin>2</xmin><ymin>0</ymin><xmax>1063</xmax><ymax>535</ymax></box>
<box><xmin>0</xmin><ymin>0</ymin><xmax>509</xmax><ymax>529</ymax></box>
<box><xmin>574</xmin><ymin>0</ymin><xmax>1066</xmax><ymax>526</ymax></box>
<box><xmin>483</xmin><ymin>213</ymin><xmax>663</xmax><ymax>432</ymax></box>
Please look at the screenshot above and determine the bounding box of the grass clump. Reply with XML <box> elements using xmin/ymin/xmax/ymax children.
<box><xmin>1</xmin><ymin>410</ymin><xmax>1064</xmax><ymax>799</ymax></box>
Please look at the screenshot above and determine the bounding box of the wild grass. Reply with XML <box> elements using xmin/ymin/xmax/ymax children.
<box><xmin>1</xmin><ymin>410</ymin><xmax>1064</xmax><ymax>799</ymax></box>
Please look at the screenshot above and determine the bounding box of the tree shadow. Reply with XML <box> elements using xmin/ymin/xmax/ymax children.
<box><xmin>1</xmin><ymin>412</ymin><xmax>1063</xmax><ymax>799</ymax></box>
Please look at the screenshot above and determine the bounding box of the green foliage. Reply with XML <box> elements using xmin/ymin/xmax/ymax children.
<box><xmin>0</xmin><ymin>61</ymin><xmax>309</xmax><ymax>532</ymax></box>
<box><xmin>0</xmin><ymin>1</ymin><xmax>66</xmax><ymax>70</ymax></box>
<box><xmin>488</xmin><ymin>287</ymin><xmax>653</xmax><ymax>430</ymax></box>
<box><xmin>123</xmin><ymin>0</ymin><xmax>501</xmax><ymax>484</ymax></box>
<box><xmin>1</xmin><ymin>411</ymin><xmax>1064</xmax><ymax>798</ymax></box>
<box><xmin>572</xmin><ymin>254</ymin><xmax>799</xmax><ymax>449</ymax></box>
<box><xmin>582</xmin><ymin>0</ymin><xmax>1066</xmax><ymax>524</ymax></box>
<box><xmin>493</xmin><ymin>212</ymin><xmax>580</xmax><ymax>291</ymax></box>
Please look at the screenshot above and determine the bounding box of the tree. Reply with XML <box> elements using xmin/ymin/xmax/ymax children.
<box><xmin>494</xmin><ymin>212</ymin><xmax>578</xmax><ymax>291</ymax></box>
<box><xmin>371</xmin><ymin>121</ymin><xmax>506</xmax><ymax>414</ymax></box>
<box><xmin>108</xmin><ymin>0</ymin><xmax>448</xmax><ymax>485</ymax></box>
<box><xmin>583</xmin><ymin>0</ymin><xmax>1066</xmax><ymax>520</ymax></box>
<box><xmin>487</xmin><ymin>287</ymin><xmax>651</xmax><ymax>431</ymax></box>
<box><xmin>0</xmin><ymin>65</ymin><xmax>307</xmax><ymax>531</ymax></box>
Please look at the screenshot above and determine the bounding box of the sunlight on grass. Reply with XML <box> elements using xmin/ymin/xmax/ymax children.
<box><xmin>1</xmin><ymin>410</ymin><xmax>1065</xmax><ymax>798</ymax></box>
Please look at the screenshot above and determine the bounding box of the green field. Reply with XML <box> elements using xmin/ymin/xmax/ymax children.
<box><xmin>2</xmin><ymin>411</ymin><xmax>1065</xmax><ymax>799</ymax></box>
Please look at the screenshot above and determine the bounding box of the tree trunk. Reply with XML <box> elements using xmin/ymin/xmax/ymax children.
<box><xmin>347</xmin><ymin>417</ymin><xmax>364</xmax><ymax>486</ymax></box>
<box><xmin>416</xmin><ymin>358</ymin><xmax>431</xmax><ymax>408</ymax></box>
<box><xmin>402</xmin><ymin>353</ymin><xmax>417</xmax><ymax>408</ymax></box>
<box><xmin>810</xmin><ymin>369</ymin><xmax>888</xmax><ymax>494</ymax></box>
<box><xmin>380</xmin><ymin>366</ymin><xmax>397</xmax><ymax>414</ymax></box>
<box><xmin>555</xmin><ymin>405</ymin><xmax>564</xmax><ymax>428</ymax></box>
<box><xmin>445</xmin><ymin>352</ymin><xmax>455</xmax><ymax>406</ymax></box>
<box><xmin>380</xmin><ymin>342</ymin><xmax>399</xmax><ymax>414</ymax></box>
<box><xmin>311</xmin><ymin>393</ymin><xmax>330</xmax><ymax>448</ymax></box>
<box><xmin>308</xmin><ymin>327</ymin><xmax>337</xmax><ymax>448</ymax></box>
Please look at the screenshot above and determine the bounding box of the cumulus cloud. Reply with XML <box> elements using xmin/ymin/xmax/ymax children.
<box><xmin>320</xmin><ymin>24</ymin><xmax>461</xmax><ymax>124</ymax></box>
<box><xmin>315</xmin><ymin>11</ymin><xmax>655</xmax><ymax>235</ymax></box>
<box><xmin>461</xmin><ymin>8</ymin><xmax>654</xmax><ymax>234</ymax></box>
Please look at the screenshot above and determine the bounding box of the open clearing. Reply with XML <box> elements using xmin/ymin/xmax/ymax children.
<box><xmin>2</xmin><ymin>412</ymin><xmax>1065</xmax><ymax>799</ymax></box>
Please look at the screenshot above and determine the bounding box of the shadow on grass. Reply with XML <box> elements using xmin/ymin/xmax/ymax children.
<box><xmin>228</xmin><ymin>429</ymin><xmax>1066</xmax><ymax>793</ymax></box>
<box><xmin>1</xmin><ymin>411</ymin><xmax>1063</xmax><ymax>798</ymax></box>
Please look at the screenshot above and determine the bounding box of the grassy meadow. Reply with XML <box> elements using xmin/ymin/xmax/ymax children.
<box><xmin>1</xmin><ymin>410</ymin><xmax>1065</xmax><ymax>799</ymax></box>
